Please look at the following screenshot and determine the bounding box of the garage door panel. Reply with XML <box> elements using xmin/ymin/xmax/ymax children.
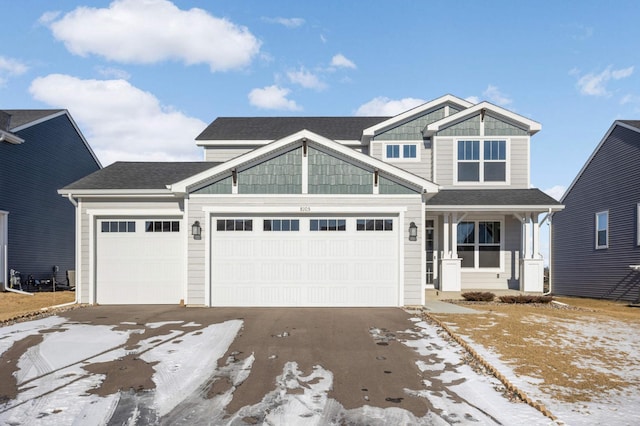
<box><xmin>96</xmin><ymin>219</ymin><xmax>183</xmax><ymax>305</ymax></box>
<box><xmin>211</xmin><ymin>216</ymin><xmax>399</xmax><ymax>307</ymax></box>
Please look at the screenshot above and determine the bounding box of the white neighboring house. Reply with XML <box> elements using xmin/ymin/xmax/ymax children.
<box><xmin>59</xmin><ymin>94</ymin><xmax>563</xmax><ymax>307</ymax></box>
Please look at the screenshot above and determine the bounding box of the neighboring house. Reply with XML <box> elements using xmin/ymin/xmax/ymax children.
<box><xmin>59</xmin><ymin>94</ymin><xmax>562</xmax><ymax>307</ymax></box>
<box><xmin>553</xmin><ymin>120</ymin><xmax>640</xmax><ymax>301</ymax></box>
<box><xmin>0</xmin><ymin>109</ymin><xmax>102</xmax><ymax>291</ymax></box>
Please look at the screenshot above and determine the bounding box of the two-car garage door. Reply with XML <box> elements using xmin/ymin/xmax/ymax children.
<box><xmin>210</xmin><ymin>215</ymin><xmax>400</xmax><ymax>307</ymax></box>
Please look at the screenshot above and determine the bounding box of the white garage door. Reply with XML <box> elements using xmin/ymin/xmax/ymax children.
<box><xmin>96</xmin><ymin>219</ymin><xmax>183</xmax><ymax>304</ymax></box>
<box><xmin>210</xmin><ymin>216</ymin><xmax>399</xmax><ymax>307</ymax></box>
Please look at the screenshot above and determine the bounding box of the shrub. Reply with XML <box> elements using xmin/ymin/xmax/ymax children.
<box><xmin>498</xmin><ymin>295</ymin><xmax>553</xmax><ymax>304</ymax></box>
<box><xmin>461</xmin><ymin>291</ymin><xmax>496</xmax><ymax>302</ymax></box>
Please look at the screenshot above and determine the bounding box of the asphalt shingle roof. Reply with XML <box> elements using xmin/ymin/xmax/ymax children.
<box><xmin>196</xmin><ymin>116</ymin><xmax>390</xmax><ymax>141</ymax></box>
<box><xmin>63</xmin><ymin>162</ymin><xmax>220</xmax><ymax>190</ymax></box>
<box><xmin>0</xmin><ymin>109</ymin><xmax>65</xmax><ymax>129</ymax></box>
<box><xmin>427</xmin><ymin>189</ymin><xmax>562</xmax><ymax>206</ymax></box>
<box><xmin>619</xmin><ymin>120</ymin><xmax>640</xmax><ymax>131</ymax></box>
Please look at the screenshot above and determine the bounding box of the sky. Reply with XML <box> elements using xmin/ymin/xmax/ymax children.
<box><xmin>2</xmin><ymin>0</ymin><xmax>640</xmax><ymax>201</ymax></box>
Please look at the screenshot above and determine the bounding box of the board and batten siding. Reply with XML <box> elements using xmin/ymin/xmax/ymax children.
<box><xmin>553</xmin><ymin>124</ymin><xmax>640</xmax><ymax>301</ymax></box>
<box><xmin>77</xmin><ymin>198</ymin><xmax>185</xmax><ymax>304</ymax></box>
<box><xmin>0</xmin><ymin>114</ymin><xmax>100</xmax><ymax>284</ymax></box>
<box><xmin>186</xmin><ymin>195</ymin><xmax>424</xmax><ymax>306</ymax></box>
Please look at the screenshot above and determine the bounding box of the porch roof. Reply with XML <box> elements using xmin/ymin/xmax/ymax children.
<box><xmin>425</xmin><ymin>189</ymin><xmax>564</xmax><ymax>212</ymax></box>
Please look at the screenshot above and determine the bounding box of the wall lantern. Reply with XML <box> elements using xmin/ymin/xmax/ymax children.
<box><xmin>192</xmin><ymin>221</ymin><xmax>202</xmax><ymax>240</ymax></box>
<box><xmin>409</xmin><ymin>221</ymin><xmax>418</xmax><ymax>241</ymax></box>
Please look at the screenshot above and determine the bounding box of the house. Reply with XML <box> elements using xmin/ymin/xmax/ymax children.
<box><xmin>59</xmin><ymin>94</ymin><xmax>562</xmax><ymax>307</ymax></box>
<box><xmin>552</xmin><ymin>120</ymin><xmax>640</xmax><ymax>301</ymax></box>
<box><xmin>0</xmin><ymin>109</ymin><xmax>102</xmax><ymax>291</ymax></box>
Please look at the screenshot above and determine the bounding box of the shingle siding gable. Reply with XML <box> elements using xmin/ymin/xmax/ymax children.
<box><xmin>553</xmin><ymin>124</ymin><xmax>640</xmax><ymax>301</ymax></box>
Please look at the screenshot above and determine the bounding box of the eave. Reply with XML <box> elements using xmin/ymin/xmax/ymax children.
<box><xmin>0</xmin><ymin>130</ymin><xmax>24</xmax><ymax>144</ymax></box>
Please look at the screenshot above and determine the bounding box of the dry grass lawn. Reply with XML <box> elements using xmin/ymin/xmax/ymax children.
<box><xmin>0</xmin><ymin>291</ymin><xmax>76</xmax><ymax>322</ymax></box>
<box><xmin>432</xmin><ymin>297</ymin><xmax>640</xmax><ymax>403</ymax></box>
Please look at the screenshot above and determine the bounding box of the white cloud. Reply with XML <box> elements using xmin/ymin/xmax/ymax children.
<box><xmin>330</xmin><ymin>54</ymin><xmax>356</xmax><ymax>69</ymax></box>
<box><xmin>355</xmin><ymin>97</ymin><xmax>425</xmax><ymax>116</ymax></box>
<box><xmin>262</xmin><ymin>17</ymin><xmax>305</xmax><ymax>28</ymax></box>
<box><xmin>95</xmin><ymin>66</ymin><xmax>131</xmax><ymax>80</ymax></box>
<box><xmin>44</xmin><ymin>0</ymin><xmax>261</xmax><ymax>72</ymax></box>
<box><xmin>465</xmin><ymin>96</ymin><xmax>480</xmax><ymax>104</ymax></box>
<box><xmin>0</xmin><ymin>56</ymin><xmax>28</xmax><ymax>86</ymax></box>
<box><xmin>287</xmin><ymin>68</ymin><xmax>327</xmax><ymax>90</ymax></box>
<box><xmin>483</xmin><ymin>85</ymin><xmax>512</xmax><ymax>106</ymax></box>
<box><xmin>29</xmin><ymin>74</ymin><xmax>206</xmax><ymax>165</ymax></box>
<box><xmin>248</xmin><ymin>85</ymin><xmax>301</xmax><ymax>111</ymax></box>
<box><xmin>575</xmin><ymin>65</ymin><xmax>634</xmax><ymax>97</ymax></box>
<box><xmin>543</xmin><ymin>185</ymin><xmax>566</xmax><ymax>201</ymax></box>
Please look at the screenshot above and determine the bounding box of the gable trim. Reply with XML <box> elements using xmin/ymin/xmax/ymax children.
<box><xmin>0</xmin><ymin>130</ymin><xmax>24</xmax><ymax>144</ymax></box>
<box><xmin>424</xmin><ymin>102</ymin><xmax>541</xmax><ymax>136</ymax></box>
<box><xmin>362</xmin><ymin>94</ymin><xmax>473</xmax><ymax>138</ymax></box>
<box><xmin>560</xmin><ymin>120</ymin><xmax>640</xmax><ymax>203</ymax></box>
<box><xmin>170</xmin><ymin>129</ymin><xmax>439</xmax><ymax>194</ymax></box>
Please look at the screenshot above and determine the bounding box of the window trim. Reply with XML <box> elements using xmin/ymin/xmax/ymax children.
<box><xmin>595</xmin><ymin>210</ymin><xmax>609</xmax><ymax>249</ymax></box>
<box><xmin>383</xmin><ymin>142</ymin><xmax>421</xmax><ymax>162</ymax></box>
<box><xmin>637</xmin><ymin>204</ymin><xmax>640</xmax><ymax>246</ymax></box>
<box><xmin>456</xmin><ymin>219</ymin><xmax>504</xmax><ymax>271</ymax></box>
<box><xmin>454</xmin><ymin>139</ymin><xmax>509</xmax><ymax>184</ymax></box>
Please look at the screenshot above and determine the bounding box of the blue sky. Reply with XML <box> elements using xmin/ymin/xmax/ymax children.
<box><xmin>2</xmin><ymin>0</ymin><xmax>640</xmax><ymax>201</ymax></box>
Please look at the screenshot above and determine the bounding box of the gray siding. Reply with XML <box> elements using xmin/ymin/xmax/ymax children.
<box><xmin>204</xmin><ymin>146</ymin><xmax>254</xmax><ymax>162</ymax></box>
<box><xmin>0</xmin><ymin>114</ymin><xmax>100</xmax><ymax>283</ymax></box>
<box><xmin>553</xmin><ymin>125</ymin><xmax>640</xmax><ymax>301</ymax></box>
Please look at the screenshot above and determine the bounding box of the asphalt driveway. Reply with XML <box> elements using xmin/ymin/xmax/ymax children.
<box><xmin>0</xmin><ymin>306</ymin><xmax>549</xmax><ymax>425</ymax></box>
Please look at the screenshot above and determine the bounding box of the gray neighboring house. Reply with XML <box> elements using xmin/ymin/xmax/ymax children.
<box><xmin>60</xmin><ymin>94</ymin><xmax>563</xmax><ymax>307</ymax></box>
<box><xmin>553</xmin><ymin>120</ymin><xmax>640</xmax><ymax>301</ymax></box>
<box><xmin>0</xmin><ymin>109</ymin><xmax>101</xmax><ymax>290</ymax></box>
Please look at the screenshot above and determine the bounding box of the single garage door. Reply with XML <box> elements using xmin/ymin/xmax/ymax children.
<box><xmin>210</xmin><ymin>215</ymin><xmax>399</xmax><ymax>307</ymax></box>
<box><xmin>96</xmin><ymin>219</ymin><xmax>183</xmax><ymax>304</ymax></box>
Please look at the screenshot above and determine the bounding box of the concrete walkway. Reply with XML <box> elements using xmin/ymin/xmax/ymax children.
<box><xmin>422</xmin><ymin>300</ymin><xmax>480</xmax><ymax>314</ymax></box>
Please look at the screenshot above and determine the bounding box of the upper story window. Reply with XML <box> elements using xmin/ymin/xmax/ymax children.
<box><xmin>595</xmin><ymin>211</ymin><xmax>608</xmax><ymax>249</ymax></box>
<box><xmin>384</xmin><ymin>143</ymin><xmax>419</xmax><ymax>161</ymax></box>
<box><xmin>457</xmin><ymin>140</ymin><xmax>506</xmax><ymax>183</ymax></box>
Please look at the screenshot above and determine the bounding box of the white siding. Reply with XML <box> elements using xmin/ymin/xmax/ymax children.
<box><xmin>204</xmin><ymin>147</ymin><xmax>254</xmax><ymax>162</ymax></box>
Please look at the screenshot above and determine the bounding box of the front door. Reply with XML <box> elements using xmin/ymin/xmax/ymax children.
<box><xmin>425</xmin><ymin>218</ymin><xmax>438</xmax><ymax>287</ymax></box>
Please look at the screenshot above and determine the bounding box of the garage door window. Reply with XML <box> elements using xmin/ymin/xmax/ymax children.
<box><xmin>264</xmin><ymin>219</ymin><xmax>300</xmax><ymax>231</ymax></box>
<box><xmin>101</xmin><ymin>221</ymin><xmax>135</xmax><ymax>233</ymax></box>
<box><xmin>356</xmin><ymin>218</ymin><xmax>393</xmax><ymax>231</ymax></box>
<box><xmin>145</xmin><ymin>221</ymin><xmax>180</xmax><ymax>232</ymax></box>
<box><xmin>310</xmin><ymin>219</ymin><xmax>346</xmax><ymax>231</ymax></box>
<box><xmin>216</xmin><ymin>219</ymin><xmax>253</xmax><ymax>231</ymax></box>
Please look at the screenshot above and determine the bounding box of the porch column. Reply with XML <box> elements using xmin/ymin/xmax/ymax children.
<box><xmin>450</xmin><ymin>213</ymin><xmax>459</xmax><ymax>259</ymax></box>
<box><xmin>532</xmin><ymin>213</ymin><xmax>541</xmax><ymax>259</ymax></box>
<box><xmin>520</xmin><ymin>212</ymin><xmax>544</xmax><ymax>292</ymax></box>
<box><xmin>523</xmin><ymin>213</ymin><xmax>532</xmax><ymax>259</ymax></box>
<box><xmin>443</xmin><ymin>213</ymin><xmax>450</xmax><ymax>259</ymax></box>
<box><xmin>440</xmin><ymin>212</ymin><xmax>461</xmax><ymax>291</ymax></box>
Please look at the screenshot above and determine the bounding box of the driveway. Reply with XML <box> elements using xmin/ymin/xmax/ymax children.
<box><xmin>0</xmin><ymin>306</ymin><xmax>550</xmax><ymax>425</ymax></box>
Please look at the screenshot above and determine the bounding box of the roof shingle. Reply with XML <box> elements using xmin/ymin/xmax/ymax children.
<box><xmin>427</xmin><ymin>189</ymin><xmax>562</xmax><ymax>206</ymax></box>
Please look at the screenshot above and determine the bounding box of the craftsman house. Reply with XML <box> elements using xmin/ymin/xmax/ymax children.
<box><xmin>1</xmin><ymin>110</ymin><xmax>101</xmax><ymax>290</ymax></box>
<box><xmin>59</xmin><ymin>94</ymin><xmax>562</xmax><ymax>306</ymax></box>
<box><xmin>553</xmin><ymin>120</ymin><xmax>640</xmax><ymax>301</ymax></box>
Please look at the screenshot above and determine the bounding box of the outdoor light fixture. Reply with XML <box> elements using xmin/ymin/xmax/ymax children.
<box><xmin>409</xmin><ymin>221</ymin><xmax>418</xmax><ymax>241</ymax></box>
<box><xmin>192</xmin><ymin>221</ymin><xmax>201</xmax><ymax>240</ymax></box>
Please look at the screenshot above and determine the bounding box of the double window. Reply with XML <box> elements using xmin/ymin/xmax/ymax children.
<box><xmin>595</xmin><ymin>211</ymin><xmax>608</xmax><ymax>249</ymax></box>
<box><xmin>385</xmin><ymin>144</ymin><xmax>418</xmax><ymax>160</ymax></box>
<box><xmin>457</xmin><ymin>140</ymin><xmax>506</xmax><ymax>182</ymax></box>
<box><xmin>457</xmin><ymin>221</ymin><xmax>501</xmax><ymax>268</ymax></box>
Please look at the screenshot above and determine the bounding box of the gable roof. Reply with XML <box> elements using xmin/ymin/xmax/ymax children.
<box><xmin>427</xmin><ymin>189</ymin><xmax>563</xmax><ymax>212</ymax></box>
<box><xmin>560</xmin><ymin>120</ymin><xmax>640</xmax><ymax>203</ymax></box>
<box><xmin>362</xmin><ymin>94</ymin><xmax>474</xmax><ymax>137</ymax></box>
<box><xmin>424</xmin><ymin>101</ymin><xmax>541</xmax><ymax>136</ymax></box>
<box><xmin>1</xmin><ymin>109</ymin><xmax>102</xmax><ymax>167</ymax></box>
<box><xmin>196</xmin><ymin>116</ymin><xmax>389</xmax><ymax>143</ymax></box>
<box><xmin>172</xmin><ymin>129</ymin><xmax>439</xmax><ymax>194</ymax></box>
<box><xmin>61</xmin><ymin>162</ymin><xmax>218</xmax><ymax>193</ymax></box>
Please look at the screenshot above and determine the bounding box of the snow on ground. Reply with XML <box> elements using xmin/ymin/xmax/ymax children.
<box><xmin>453</xmin><ymin>315</ymin><xmax>640</xmax><ymax>426</ymax></box>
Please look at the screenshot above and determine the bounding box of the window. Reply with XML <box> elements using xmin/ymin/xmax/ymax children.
<box><xmin>216</xmin><ymin>219</ymin><xmax>253</xmax><ymax>231</ymax></box>
<box><xmin>457</xmin><ymin>140</ymin><xmax>506</xmax><ymax>183</ymax></box>
<box><xmin>145</xmin><ymin>221</ymin><xmax>179</xmax><ymax>232</ymax></box>
<box><xmin>264</xmin><ymin>219</ymin><xmax>299</xmax><ymax>231</ymax></box>
<box><xmin>385</xmin><ymin>144</ymin><xmax>418</xmax><ymax>160</ymax></box>
<box><xmin>595</xmin><ymin>211</ymin><xmax>608</xmax><ymax>249</ymax></box>
<box><xmin>101</xmin><ymin>221</ymin><xmax>135</xmax><ymax>233</ymax></box>
<box><xmin>310</xmin><ymin>219</ymin><xmax>346</xmax><ymax>231</ymax></box>
<box><xmin>457</xmin><ymin>220</ymin><xmax>502</xmax><ymax>269</ymax></box>
<box><xmin>356</xmin><ymin>218</ymin><xmax>393</xmax><ymax>231</ymax></box>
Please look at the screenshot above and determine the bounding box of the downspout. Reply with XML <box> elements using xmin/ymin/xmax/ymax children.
<box><xmin>48</xmin><ymin>194</ymin><xmax>81</xmax><ymax>308</ymax></box>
